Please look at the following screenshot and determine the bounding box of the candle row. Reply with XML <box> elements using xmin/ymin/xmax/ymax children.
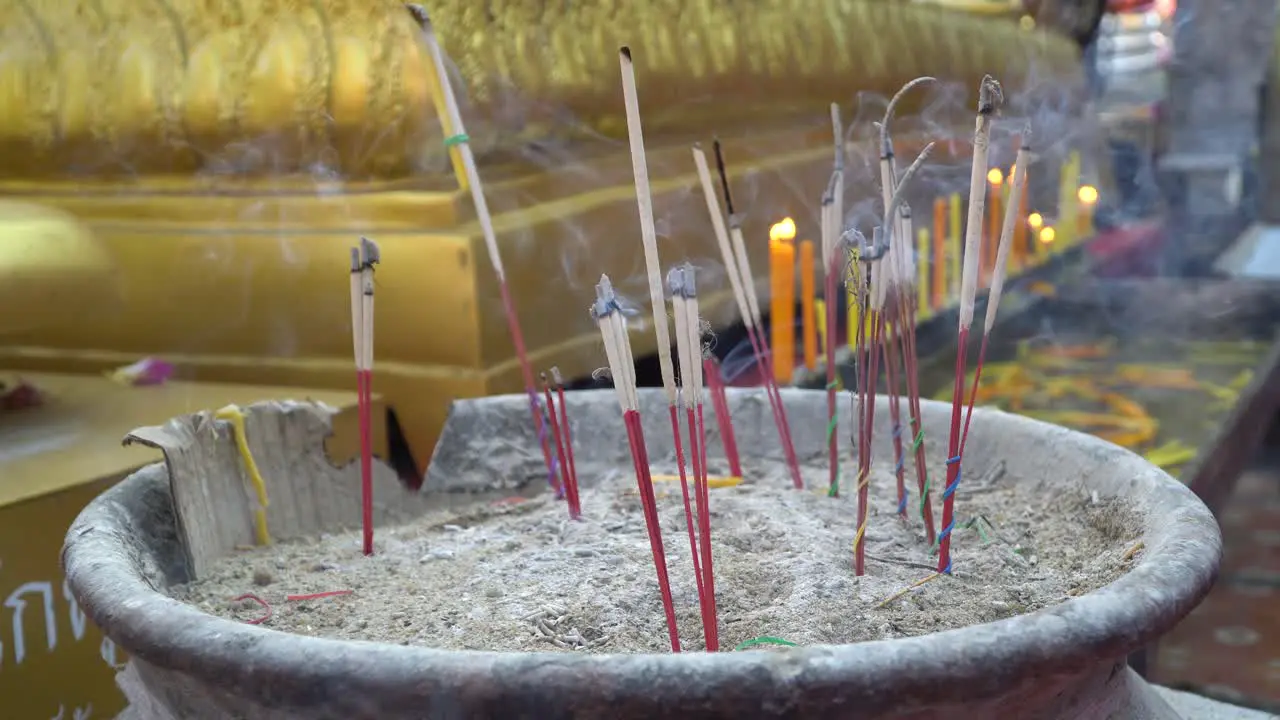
<box><xmin>769</xmin><ymin>150</ymin><xmax>1097</xmax><ymax>381</ymax></box>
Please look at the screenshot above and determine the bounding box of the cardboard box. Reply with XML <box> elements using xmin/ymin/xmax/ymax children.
<box><xmin>0</xmin><ymin>372</ymin><xmax>380</xmax><ymax>718</ymax></box>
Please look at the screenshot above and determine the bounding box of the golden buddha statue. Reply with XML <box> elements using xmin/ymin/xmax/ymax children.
<box><xmin>0</xmin><ymin>0</ymin><xmax>1086</xmax><ymax>472</ymax></box>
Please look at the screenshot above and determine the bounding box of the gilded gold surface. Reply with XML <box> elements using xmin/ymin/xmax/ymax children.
<box><xmin>0</xmin><ymin>0</ymin><xmax>1079</xmax><ymax>178</ymax></box>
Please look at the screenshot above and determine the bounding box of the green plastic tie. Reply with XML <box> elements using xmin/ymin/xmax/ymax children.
<box><xmin>734</xmin><ymin>636</ymin><xmax>799</xmax><ymax>651</ymax></box>
<box><xmin>444</xmin><ymin>133</ymin><xmax>470</xmax><ymax>148</ymax></box>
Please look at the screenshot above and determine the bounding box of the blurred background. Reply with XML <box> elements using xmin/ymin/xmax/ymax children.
<box><xmin>3</xmin><ymin>0</ymin><xmax>1280</xmax><ymax>715</ymax></box>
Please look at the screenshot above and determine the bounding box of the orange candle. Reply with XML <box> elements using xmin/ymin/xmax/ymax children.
<box><xmin>769</xmin><ymin>219</ymin><xmax>797</xmax><ymax>384</ymax></box>
<box><xmin>985</xmin><ymin>169</ymin><xmax>1003</xmax><ymax>287</ymax></box>
<box><xmin>800</xmin><ymin>240</ymin><xmax>817</xmax><ymax>370</ymax></box>
<box><xmin>932</xmin><ymin>197</ymin><xmax>946</xmax><ymax>309</ymax></box>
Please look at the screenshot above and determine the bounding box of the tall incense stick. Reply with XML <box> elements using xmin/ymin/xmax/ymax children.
<box><xmin>671</xmin><ymin>264</ymin><xmax>719</xmax><ymax>651</ymax></box>
<box><xmin>712</xmin><ymin>140</ymin><xmax>803</xmax><ymax>487</ymax></box>
<box><xmin>357</xmin><ymin>237</ymin><xmax>380</xmax><ymax>556</ymax></box>
<box><xmin>619</xmin><ymin>46</ymin><xmax>696</xmax><ymax>508</ymax></box>
<box><xmin>691</xmin><ymin>142</ymin><xmax>803</xmax><ymax>488</ymax></box>
<box><xmin>550</xmin><ymin>367</ymin><xmax>582</xmax><ymax>518</ymax></box>
<box><xmin>592</xmin><ymin>274</ymin><xmax>681</xmax><ymax>652</ymax></box>
<box><xmin>826</xmin><ymin>105</ymin><xmax>846</xmax><ymax>494</ymax></box>
<box><xmin>960</xmin><ymin>128</ymin><xmax>1032</xmax><ymax>456</ymax></box>
<box><xmin>410</xmin><ymin>6</ymin><xmax>558</xmax><ymax>493</ymax></box>
<box><xmin>938</xmin><ymin>76</ymin><xmax>1003</xmax><ymax>576</ymax></box>
<box><xmin>669</xmin><ymin>266</ymin><xmax>709</xmax><ymax>639</ymax></box>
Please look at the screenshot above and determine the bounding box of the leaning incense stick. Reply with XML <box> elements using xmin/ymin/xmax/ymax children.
<box><xmin>619</xmin><ymin>46</ymin><xmax>695</xmax><ymax>506</ymax></box>
<box><xmin>550</xmin><ymin>367</ymin><xmax>582</xmax><ymax>519</ymax></box>
<box><xmin>959</xmin><ymin>129</ymin><xmax>1032</xmax><ymax>456</ymax></box>
<box><xmin>668</xmin><ymin>266</ymin><xmax>709</xmax><ymax>634</ymax></box>
<box><xmin>693</xmin><ymin>142</ymin><xmax>803</xmax><ymax>488</ymax></box>
<box><xmin>410</xmin><ymin>6</ymin><xmax>558</xmax><ymax>493</ymax></box>
<box><xmin>592</xmin><ymin>274</ymin><xmax>680</xmax><ymax>652</ymax></box>
<box><xmin>702</xmin><ymin>354</ymin><xmax>742</xmax><ymax>477</ymax></box>
<box><xmin>938</xmin><ymin>76</ymin><xmax>1003</xmax><ymax>576</ymax></box>
<box><xmin>357</xmin><ymin>237</ymin><xmax>380</xmax><ymax>556</ymax></box>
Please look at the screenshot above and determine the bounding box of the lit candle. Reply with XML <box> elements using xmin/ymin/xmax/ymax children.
<box><xmin>1038</xmin><ymin>225</ymin><xmax>1056</xmax><ymax>253</ymax></box>
<box><xmin>947</xmin><ymin>192</ymin><xmax>962</xmax><ymax>301</ymax></box>
<box><xmin>770</xmin><ymin>218</ymin><xmax>796</xmax><ymax>384</ymax></box>
<box><xmin>916</xmin><ymin>227</ymin><xmax>930</xmax><ymax>318</ymax></box>
<box><xmin>932</xmin><ymin>197</ymin><xmax>946</xmax><ymax>309</ymax></box>
<box><xmin>1077</xmin><ymin>185</ymin><xmax>1098</xmax><ymax>237</ymax></box>
<box><xmin>986</xmin><ymin>168</ymin><xmax>1004</xmax><ymax>287</ymax></box>
<box><xmin>800</xmin><ymin>239</ymin><xmax>817</xmax><ymax>370</ymax></box>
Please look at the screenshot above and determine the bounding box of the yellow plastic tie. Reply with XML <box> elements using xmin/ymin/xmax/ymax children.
<box><xmin>214</xmin><ymin>405</ymin><xmax>272</xmax><ymax>546</ymax></box>
<box><xmin>650</xmin><ymin>474</ymin><xmax>743</xmax><ymax>489</ymax></box>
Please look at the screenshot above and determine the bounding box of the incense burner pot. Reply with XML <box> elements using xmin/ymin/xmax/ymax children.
<box><xmin>62</xmin><ymin>389</ymin><xmax>1220</xmax><ymax>719</ymax></box>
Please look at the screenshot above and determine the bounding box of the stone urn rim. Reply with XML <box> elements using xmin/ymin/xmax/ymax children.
<box><xmin>63</xmin><ymin>388</ymin><xmax>1221</xmax><ymax>716</ymax></box>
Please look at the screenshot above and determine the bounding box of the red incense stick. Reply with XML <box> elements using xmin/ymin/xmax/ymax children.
<box><xmin>938</xmin><ymin>76</ymin><xmax>1003</xmax><ymax>576</ymax></box>
<box><xmin>703</xmin><ymin>356</ymin><xmax>741</xmax><ymax>477</ymax></box>
<box><xmin>355</xmin><ymin>238</ymin><xmax>381</xmax><ymax>556</ymax></box>
<box><xmin>551</xmin><ymin>367</ymin><xmax>582</xmax><ymax>518</ymax></box>
<box><xmin>594</xmin><ymin>274</ymin><xmax>681</xmax><ymax>652</ymax></box>
<box><xmin>542</xmin><ymin>374</ymin><xmax>578</xmax><ymax>520</ymax></box>
<box><xmin>693</xmin><ymin>141</ymin><xmax>802</xmax><ymax>488</ymax></box>
<box><xmin>883</xmin><ymin>320</ymin><xmax>909</xmax><ymax>519</ymax></box>
<box><xmin>414</xmin><ymin>7</ymin><xmax>557</xmax><ymax>491</ymax></box>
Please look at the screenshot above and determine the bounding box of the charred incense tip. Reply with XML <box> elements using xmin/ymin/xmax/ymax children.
<box><xmin>404</xmin><ymin>3</ymin><xmax>429</xmax><ymax>28</ymax></box>
<box><xmin>1020</xmin><ymin>121</ymin><xmax>1033</xmax><ymax>151</ymax></box>
<box><xmin>682</xmin><ymin>263</ymin><xmax>697</xmax><ymax>297</ymax></box>
<box><xmin>359</xmin><ymin>237</ymin><xmax>381</xmax><ymax>268</ymax></box>
<box><xmin>619</xmin><ymin>46</ymin><xmax>632</xmax><ymax>62</ymax></box>
<box><xmin>666</xmin><ymin>266</ymin><xmax>686</xmax><ymax>297</ymax></box>
<box><xmin>880</xmin><ymin>76</ymin><xmax>936</xmax><ymax>154</ymax></box>
<box><xmin>550</xmin><ymin>366</ymin><xmax>565</xmax><ymax>386</ymax></box>
<box><xmin>900</xmin><ymin>202</ymin><xmax>912</xmax><ymax>220</ymax></box>
<box><xmin>539</xmin><ymin>371</ymin><xmax>550</xmax><ymax>387</ymax></box>
<box><xmin>350</xmin><ymin>247</ymin><xmax>360</xmax><ymax>273</ymax></box>
<box><xmin>592</xmin><ymin>274</ymin><xmax>618</xmax><ymax>319</ymax></box>
<box><xmin>978</xmin><ymin>75</ymin><xmax>1004</xmax><ymax>115</ymax></box>
<box><xmin>712</xmin><ymin>138</ymin><xmax>736</xmax><ymax>216</ymax></box>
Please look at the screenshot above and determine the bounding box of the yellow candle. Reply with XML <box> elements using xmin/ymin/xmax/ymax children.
<box><xmin>815</xmin><ymin>298</ymin><xmax>829</xmax><ymax>358</ymax></box>
<box><xmin>1077</xmin><ymin>185</ymin><xmax>1098</xmax><ymax>237</ymax></box>
<box><xmin>800</xmin><ymin>240</ymin><xmax>817</xmax><ymax>370</ymax></box>
<box><xmin>1028</xmin><ymin>213</ymin><xmax>1046</xmax><ymax>261</ymax></box>
<box><xmin>916</xmin><ymin>227</ymin><xmax>930</xmax><ymax>319</ymax></box>
<box><xmin>932</xmin><ymin>197</ymin><xmax>945</xmax><ymax>309</ymax></box>
<box><xmin>986</xmin><ymin>169</ymin><xmax>1003</xmax><ymax>287</ymax></box>
<box><xmin>948</xmin><ymin>192</ymin><xmax>961</xmax><ymax>301</ymax></box>
<box><xmin>1057</xmin><ymin>151</ymin><xmax>1080</xmax><ymax>249</ymax></box>
<box><xmin>770</xmin><ymin>233</ymin><xmax>796</xmax><ymax>384</ymax></box>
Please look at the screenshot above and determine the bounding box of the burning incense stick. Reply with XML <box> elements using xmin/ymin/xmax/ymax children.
<box><xmin>411</xmin><ymin>6</ymin><xmax>558</xmax><ymax>493</ymax></box>
<box><xmin>592</xmin><ymin>274</ymin><xmax>680</xmax><ymax>652</ymax></box>
<box><xmin>618</xmin><ymin>46</ymin><xmax>695</xmax><ymax>507</ymax></box>
<box><xmin>879</xmin><ymin>78</ymin><xmax>940</xmax><ymax>543</ymax></box>
<box><xmin>702</xmin><ymin>354</ymin><xmax>742</xmax><ymax>478</ymax></box>
<box><xmin>541</xmin><ymin>373</ymin><xmax>579</xmax><ymax>520</ymax></box>
<box><xmin>689</xmin><ymin>143</ymin><xmax>802</xmax><ymax>488</ymax></box>
<box><xmin>960</xmin><ymin>129</ymin><xmax>1032</xmax><ymax>456</ymax></box>
<box><xmin>668</xmin><ymin>266</ymin><xmax>709</xmax><ymax>634</ymax></box>
<box><xmin>550</xmin><ymin>367</ymin><xmax>582</xmax><ymax>518</ymax></box>
<box><xmin>938</xmin><ymin>76</ymin><xmax>1003</xmax><ymax>576</ymax></box>
<box><xmin>353</xmin><ymin>238</ymin><xmax>380</xmax><ymax>556</ymax></box>
<box><xmin>671</xmin><ymin>264</ymin><xmax>719</xmax><ymax>651</ymax></box>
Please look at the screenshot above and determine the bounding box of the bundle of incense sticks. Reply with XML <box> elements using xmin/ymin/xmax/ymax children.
<box><xmin>851</xmin><ymin>143</ymin><xmax>935</xmax><ymax>576</ymax></box>
<box><xmin>592</xmin><ymin>274</ymin><xmax>681</xmax><ymax>652</ymax></box>
<box><xmin>348</xmin><ymin>237</ymin><xmax>379</xmax><ymax>556</ymax></box>
<box><xmin>878</xmin><ymin>78</ymin><xmax>940</xmax><ymax>541</ymax></box>
<box><xmin>411</xmin><ymin>6</ymin><xmax>559</xmax><ymax>495</ymax></box>
<box><xmin>702</xmin><ymin>354</ymin><xmax>742</xmax><ymax>478</ymax></box>
<box><xmin>670</xmin><ymin>263</ymin><xmax>719</xmax><ymax>651</ymax></box>
<box><xmin>542</xmin><ymin>368</ymin><xmax>582</xmax><ymax>519</ymax></box>
<box><xmin>938</xmin><ymin>76</ymin><xmax>1004</xmax><ymax>576</ymax></box>
<box><xmin>689</xmin><ymin>140</ymin><xmax>803</xmax><ymax>489</ymax></box>
<box><xmin>618</xmin><ymin>46</ymin><xmax>696</xmax><ymax>507</ymax></box>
